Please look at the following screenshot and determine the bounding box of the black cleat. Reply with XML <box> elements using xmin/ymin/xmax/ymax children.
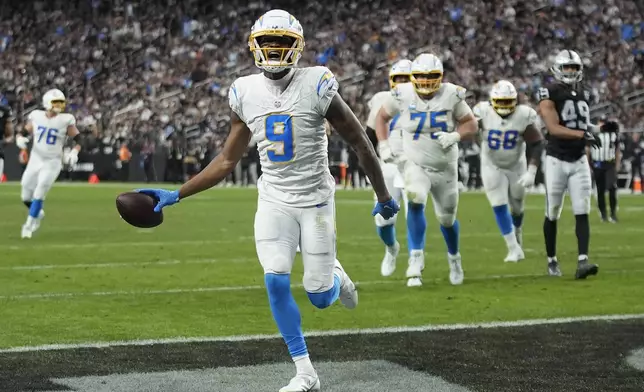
<box><xmin>548</xmin><ymin>261</ymin><xmax>562</xmax><ymax>277</ymax></box>
<box><xmin>609</xmin><ymin>215</ymin><xmax>618</xmax><ymax>223</ymax></box>
<box><xmin>575</xmin><ymin>260</ymin><xmax>599</xmax><ymax>280</ymax></box>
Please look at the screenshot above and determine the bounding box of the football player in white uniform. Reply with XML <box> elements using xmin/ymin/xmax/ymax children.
<box><xmin>17</xmin><ymin>89</ymin><xmax>81</xmax><ymax>239</ymax></box>
<box><xmin>365</xmin><ymin>59</ymin><xmax>412</xmax><ymax>276</ymax></box>
<box><xmin>375</xmin><ymin>53</ymin><xmax>478</xmax><ymax>287</ymax></box>
<box><xmin>136</xmin><ymin>10</ymin><xmax>398</xmax><ymax>392</ymax></box>
<box><xmin>474</xmin><ymin>80</ymin><xmax>544</xmax><ymax>262</ymax></box>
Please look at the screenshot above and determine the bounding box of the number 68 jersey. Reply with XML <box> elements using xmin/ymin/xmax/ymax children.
<box><xmin>473</xmin><ymin>102</ymin><xmax>537</xmax><ymax>170</ymax></box>
<box><xmin>28</xmin><ymin>110</ymin><xmax>76</xmax><ymax>161</ymax></box>
<box><xmin>229</xmin><ymin>66</ymin><xmax>337</xmax><ymax>207</ymax></box>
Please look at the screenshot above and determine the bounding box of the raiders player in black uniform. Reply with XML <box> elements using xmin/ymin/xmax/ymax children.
<box><xmin>0</xmin><ymin>103</ymin><xmax>14</xmax><ymax>177</ymax></box>
<box><xmin>537</xmin><ymin>49</ymin><xmax>602</xmax><ymax>280</ymax></box>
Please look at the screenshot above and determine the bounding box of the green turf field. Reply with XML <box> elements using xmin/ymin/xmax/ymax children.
<box><xmin>0</xmin><ymin>183</ymin><xmax>643</xmax><ymax>349</ymax></box>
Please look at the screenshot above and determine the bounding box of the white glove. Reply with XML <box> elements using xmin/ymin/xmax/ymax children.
<box><xmin>378</xmin><ymin>140</ymin><xmax>395</xmax><ymax>163</ymax></box>
<box><xmin>435</xmin><ymin>132</ymin><xmax>461</xmax><ymax>149</ymax></box>
<box><xmin>16</xmin><ymin>135</ymin><xmax>29</xmax><ymax>149</ymax></box>
<box><xmin>518</xmin><ymin>165</ymin><xmax>538</xmax><ymax>188</ymax></box>
<box><xmin>66</xmin><ymin>149</ymin><xmax>79</xmax><ymax>166</ymax></box>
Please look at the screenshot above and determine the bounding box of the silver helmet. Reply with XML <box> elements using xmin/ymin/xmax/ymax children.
<box><xmin>551</xmin><ymin>49</ymin><xmax>583</xmax><ymax>84</ymax></box>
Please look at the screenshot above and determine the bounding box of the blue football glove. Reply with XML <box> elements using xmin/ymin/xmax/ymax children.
<box><xmin>372</xmin><ymin>198</ymin><xmax>400</xmax><ymax>220</ymax></box>
<box><xmin>136</xmin><ymin>188</ymin><xmax>180</xmax><ymax>212</ymax></box>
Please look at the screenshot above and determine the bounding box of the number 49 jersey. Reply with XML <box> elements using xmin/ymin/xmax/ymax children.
<box><xmin>538</xmin><ymin>82</ymin><xmax>591</xmax><ymax>162</ymax></box>
<box><xmin>473</xmin><ymin>101</ymin><xmax>537</xmax><ymax>169</ymax></box>
<box><xmin>28</xmin><ymin>110</ymin><xmax>76</xmax><ymax>160</ymax></box>
<box><xmin>229</xmin><ymin>66</ymin><xmax>337</xmax><ymax>208</ymax></box>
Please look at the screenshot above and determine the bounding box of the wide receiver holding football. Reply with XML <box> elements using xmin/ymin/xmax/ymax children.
<box><xmin>137</xmin><ymin>9</ymin><xmax>398</xmax><ymax>392</ymax></box>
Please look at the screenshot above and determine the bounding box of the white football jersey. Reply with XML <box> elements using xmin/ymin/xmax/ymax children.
<box><xmin>473</xmin><ymin>101</ymin><xmax>537</xmax><ymax>169</ymax></box>
<box><xmin>382</xmin><ymin>82</ymin><xmax>472</xmax><ymax>171</ymax></box>
<box><xmin>229</xmin><ymin>66</ymin><xmax>337</xmax><ymax>207</ymax></box>
<box><xmin>367</xmin><ymin>90</ymin><xmax>403</xmax><ymax>155</ymax></box>
<box><xmin>28</xmin><ymin>110</ymin><xmax>76</xmax><ymax>160</ymax></box>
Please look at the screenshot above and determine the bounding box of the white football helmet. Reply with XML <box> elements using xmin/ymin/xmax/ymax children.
<box><xmin>489</xmin><ymin>80</ymin><xmax>518</xmax><ymax>116</ymax></box>
<box><xmin>248</xmin><ymin>9</ymin><xmax>305</xmax><ymax>73</ymax></box>
<box><xmin>43</xmin><ymin>89</ymin><xmax>66</xmax><ymax>113</ymax></box>
<box><xmin>410</xmin><ymin>53</ymin><xmax>443</xmax><ymax>95</ymax></box>
<box><xmin>551</xmin><ymin>49</ymin><xmax>583</xmax><ymax>84</ymax></box>
<box><xmin>388</xmin><ymin>59</ymin><xmax>412</xmax><ymax>89</ymax></box>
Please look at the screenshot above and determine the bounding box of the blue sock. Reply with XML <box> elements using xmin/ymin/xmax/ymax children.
<box><xmin>407</xmin><ymin>202</ymin><xmax>426</xmax><ymax>251</ymax></box>
<box><xmin>307</xmin><ymin>275</ymin><xmax>340</xmax><ymax>309</ymax></box>
<box><xmin>264</xmin><ymin>273</ymin><xmax>307</xmax><ymax>358</ymax></box>
<box><xmin>440</xmin><ymin>220</ymin><xmax>460</xmax><ymax>255</ymax></box>
<box><xmin>377</xmin><ymin>224</ymin><xmax>396</xmax><ymax>247</ymax></box>
<box><xmin>512</xmin><ymin>212</ymin><xmax>524</xmax><ymax>229</ymax></box>
<box><xmin>493</xmin><ymin>205</ymin><xmax>514</xmax><ymax>235</ymax></box>
<box><xmin>29</xmin><ymin>199</ymin><xmax>43</xmax><ymax>218</ymax></box>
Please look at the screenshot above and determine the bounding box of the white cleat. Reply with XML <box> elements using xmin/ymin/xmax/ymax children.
<box><xmin>405</xmin><ymin>251</ymin><xmax>424</xmax><ymax>287</ymax></box>
<box><xmin>32</xmin><ymin>210</ymin><xmax>45</xmax><ymax>233</ymax></box>
<box><xmin>504</xmin><ymin>246</ymin><xmax>525</xmax><ymax>263</ymax></box>
<box><xmin>448</xmin><ymin>253</ymin><xmax>464</xmax><ymax>285</ymax></box>
<box><xmin>21</xmin><ymin>224</ymin><xmax>32</xmax><ymax>239</ymax></box>
<box><xmin>279</xmin><ymin>373</ymin><xmax>321</xmax><ymax>392</ymax></box>
<box><xmin>334</xmin><ymin>260</ymin><xmax>358</xmax><ymax>309</ymax></box>
<box><xmin>406</xmin><ymin>277</ymin><xmax>422</xmax><ymax>287</ymax></box>
<box><xmin>380</xmin><ymin>241</ymin><xmax>400</xmax><ymax>277</ymax></box>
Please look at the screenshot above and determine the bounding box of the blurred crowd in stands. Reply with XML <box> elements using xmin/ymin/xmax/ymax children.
<box><xmin>0</xmin><ymin>0</ymin><xmax>643</xmax><ymax>187</ymax></box>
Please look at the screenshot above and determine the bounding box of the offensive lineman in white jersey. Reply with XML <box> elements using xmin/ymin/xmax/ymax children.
<box><xmin>365</xmin><ymin>59</ymin><xmax>412</xmax><ymax>276</ymax></box>
<box><xmin>474</xmin><ymin>80</ymin><xmax>544</xmax><ymax>262</ymax></box>
<box><xmin>136</xmin><ymin>9</ymin><xmax>398</xmax><ymax>392</ymax></box>
<box><xmin>17</xmin><ymin>89</ymin><xmax>81</xmax><ymax>239</ymax></box>
<box><xmin>375</xmin><ymin>53</ymin><xmax>478</xmax><ymax>287</ymax></box>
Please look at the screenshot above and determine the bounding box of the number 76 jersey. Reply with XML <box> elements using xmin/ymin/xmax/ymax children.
<box><xmin>28</xmin><ymin>110</ymin><xmax>76</xmax><ymax>161</ymax></box>
<box><xmin>473</xmin><ymin>102</ymin><xmax>537</xmax><ymax>169</ymax></box>
<box><xmin>228</xmin><ymin>66</ymin><xmax>337</xmax><ymax>207</ymax></box>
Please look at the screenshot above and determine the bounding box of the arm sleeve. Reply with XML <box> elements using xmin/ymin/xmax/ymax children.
<box><xmin>381</xmin><ymin>91</ymin><xmax>401</xmax><ymax>117</ymax></box>
<box><xmin>314</xmin><ymin>67</ymin><xmax>340</xmax><ymax>116</ymax></box>
<box><xmin>228</xmin><ymin>81</ymin><xmax>245</xmax><ymax>122</ymax></box>
<box><xmin>453</xmin><ymin>100</ymin><xmax>473</xmax><ymax>121</ymax></box>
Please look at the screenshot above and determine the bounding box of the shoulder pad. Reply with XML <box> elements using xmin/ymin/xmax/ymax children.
<box><xmin>313</xmin><ymin>66</ymin><xmax>337</xmax><ymax>97</ymax></box>
<box><xmin>454</xmin><ymin>85</ymin><xmax>467</xmax><ymax>100</ymax></box>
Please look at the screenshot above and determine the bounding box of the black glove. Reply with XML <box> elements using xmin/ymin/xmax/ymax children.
<box><xmin>584</xmin><ymin>130</ymin><xmax>602</xmax><ymax>149</ymax></box>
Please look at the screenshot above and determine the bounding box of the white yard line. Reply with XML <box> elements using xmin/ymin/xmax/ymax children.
<box><xmin>0</xmin><ymin>258</ymin><xmax>250</xmax><ymax>271</ymax></box>
<box><xmin>1</xmin><ymin>312</ymin><xmax>642</xmax><ymax>353</ymax></box>
<box><xmin>1</xmin><ymin>269</ymin><xmax>641</xmax><ymax>301</ymax></box>
<box><xmin>3</xmin><ymin>226</ymin><xmax>643</xmax><ymax>251</ymax></box>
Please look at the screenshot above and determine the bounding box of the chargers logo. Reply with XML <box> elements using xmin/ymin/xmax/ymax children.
<box><xmin>317</xmin><ymin>71</ymin><xmax>335</xmax><ymax>96</ymax></box>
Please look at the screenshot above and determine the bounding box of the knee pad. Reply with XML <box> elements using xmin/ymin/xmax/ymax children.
<box><xmin>374</xmin><ymin>212</ymin><xmax>397</xmax><ymax>227</ymax></box>
<box><xmin>509</xmin><ymin>197</ymin><xmax>524</xmax><ymax>216</ymax></box>
<box><xmin>406</xmin><ymin>188</ymin><xmax>427</xmax><ymax>206</ymax></box>
<box><xmin>264</xmin><ymin>273</ymin><xmax>292</xmax><ymax>303</ymax></box>
<box><xmin>437</xmin><ymin>213</ymin><xmax>456</xmax><ymax>228</ymax></box>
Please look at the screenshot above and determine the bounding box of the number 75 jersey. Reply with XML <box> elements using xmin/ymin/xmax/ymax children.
<box><xmin>381</xmin><ymin>82</ymin><xmax>472</xmax><ymax>171</ymax></box>
<box><xmin>228</xmin><ymin>66</ymin><xmax>337</xmax><ymax>207</ymax></box>
<box><xmin>473</xmin><ymin>102</ymin><xmax>537</xmax><ymax>169</ymax></box>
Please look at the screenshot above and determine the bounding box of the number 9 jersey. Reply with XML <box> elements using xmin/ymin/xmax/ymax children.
<box><xmin>28</xmin><ymin>110</ymin><xmax>76</xmax><ymax>161</ymax></box>
<box><xmin>473</xmin><ymin>101</ymin><xmax>538</xmax><ymax>169</ymax></box>
<box><xmin>228</xmin><ymin>66</ymin><xmax>338</xmax><ymax>207</ymax></box>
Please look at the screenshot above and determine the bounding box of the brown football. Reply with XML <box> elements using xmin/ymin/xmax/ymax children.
<box><xmin>116</xmin><ymin>192</ymin><xmax>164</xmax><ymax>228</ymax></box>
